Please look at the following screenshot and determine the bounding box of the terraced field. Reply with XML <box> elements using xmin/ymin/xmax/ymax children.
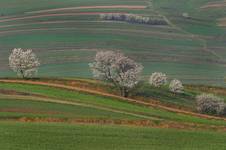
<box><xmin>0</xmin><ymin>78</ymin><xmax>226</xmax><ymax>149</ymax></box>
<box><xmin>0</xmin><ymin>0</ymin><xmax>226</xmax><ymax>86</ymax></box>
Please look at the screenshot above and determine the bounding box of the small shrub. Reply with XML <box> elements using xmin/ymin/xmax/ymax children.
<box><xmin>149</xmin><ymin>72</ymin><xmax>167</xmax><ymax>87</ymax></box>
<box><xmin>182</xmin><ymin>13</ymin><xmax>190</xmax><ymax>19</ymax></box>
<box><xmin>196</xmin><ymin>93</ymin><xmax>225</xmax><ymax>115</ymax></box>
<box><xmin>169</xmin><ymin>79</ymin><xmax>184</xmax><ymax>93</ymax></box>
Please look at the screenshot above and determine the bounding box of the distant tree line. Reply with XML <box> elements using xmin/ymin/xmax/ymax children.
<box><xmin>100</xmin><ymin>13</ymin><xmax>168</xmax><ymax>25</ymax></box>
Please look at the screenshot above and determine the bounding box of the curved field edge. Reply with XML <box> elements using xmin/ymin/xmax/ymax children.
<box><xmin>0</xmin><ymin>122</ymin><xmax>226</xmax><ymax>150</ymax></box>
<box><xmin>0</xmin><ymin>80</ymin><xmax>226</xmax><ymax>128</ymax></box>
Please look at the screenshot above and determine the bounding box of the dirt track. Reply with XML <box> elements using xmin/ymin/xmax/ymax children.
<box><xmin>0</xmin><ymin>79</ymin><xmax>226</xmax><ymax>122</ymax></box>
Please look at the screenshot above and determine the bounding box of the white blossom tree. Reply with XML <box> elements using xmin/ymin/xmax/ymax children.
<box><xmin>196</xmin><ymin>93</ymin><xmax>225</xmax><ymax>115</ymax></box>
<box><xmin>149</xmin><ymin>72</ymin><xmax>167</xmax><ymax>87</ymax></box>
<box><xmin>169</xmin><ymin>79</ymin><xmax>184</xmax><ymax>93</ymax></box>
<box><xmin>9</xmin><ymin>48</ymin><xmax>40</xmax><ymax>78</ymax></box>
<box><xmin>89</xmin><ymin>51</ymin><xmax>143</xmax><ymax>97</ymax></box>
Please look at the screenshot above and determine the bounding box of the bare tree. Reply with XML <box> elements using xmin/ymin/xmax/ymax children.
<box><xmin>9</xmin><ymin>48</ymin><xmax>40</xmax><ymax>78</ymax></box>
<box><xmin>89</xmin><ymin>51</ymin><xmax>143</xmax><ymax>97</ymax></box>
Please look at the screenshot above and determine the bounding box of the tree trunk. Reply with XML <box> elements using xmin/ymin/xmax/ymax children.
<box><xmin>119</xmin><ymin>87</ymin><xmax>129</xmax><ymax>97</ymax></box>
<box><xmin>20</xmin><ymin>70</ymin><xmax>25</xmax><ymax>78</ymax></box>
<box><xmin>119</xmin><ymin>87</ymin><xmax>124</xmax><ymax>97</ymax></box>
<box><xmin>124</xmin><ymin>88</ymin><xmax>129</xmax><ymax>97</ymax></box>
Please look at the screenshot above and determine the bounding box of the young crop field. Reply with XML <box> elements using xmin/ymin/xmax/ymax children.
<box><xmin>0</xmin><ymin>0</ymin><xmax>226</xmax><ymax>86</ymax></box>
<box><xmin>1</xmin><ymin>0</ymin><xmax>226</xmax><ymax>149</ymax></box>
<box><xmin>1</xmin><ymin>122</ymin><xmax>226</xmax><ymax>150</ymax></box>
<box><xmin>0</xmin><ymin>78</ymin><xmax>225</xmax><ymax>149</ymax></box>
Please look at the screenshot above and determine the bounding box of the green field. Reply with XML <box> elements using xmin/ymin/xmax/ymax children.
<box><xmin>0</xmin><ymin>0</ymin><xmax>226</xmax><ymax>86</ymax></box>
<box><xmin>0</xmin><ymin>79</ymin><xmax>226</xmax><ymax>149</ymax></box>
<box><xmin>1</xmin><ymin>0</ymin><xmax>226</xmax><ymax>149</ymax></box>
<box><xmin>0</xmin><ymin>80</ymin><xmax>226</xmax><ymax>126</ymax></box>
<box><xmin>1</xmin><ymin>122</ymin><xmax>226</xmax><ymax>150</ymax></box>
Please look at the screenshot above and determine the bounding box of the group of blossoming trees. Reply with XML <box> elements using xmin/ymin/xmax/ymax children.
<box><xmin>8</xmin><ymin>48</ymin><xmax>226</xmax><ymax>116</ymax></box>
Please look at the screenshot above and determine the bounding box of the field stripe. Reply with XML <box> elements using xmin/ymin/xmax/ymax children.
<box><xmin>0</xmin><ymin>79</ymin><xmax>226</xmax><ymax>122</ymax></box>
<box><xmin>26</xmin><ymin>5</ymin><xmax>147</xmax><ymax>14</ymax></box>
<box><xmin>0</xmin><ymin>94</ymin><xmax>161</xmax><ymax>121</ymax></box>
<box><xmin>0</xmin><ymin>12</ymin><xmax>122</xmax><ymax>24</ymax></box>
<box><xmin>0</xmin><ymin>27</ymin><xmax>200</xmax><ymax>41</ymax></box>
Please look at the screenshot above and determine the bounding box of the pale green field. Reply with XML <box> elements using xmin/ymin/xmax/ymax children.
<box><xmin>0</xmin><ymin>0</ymin><xmax>226</xmax><ymax>86</ymax></box>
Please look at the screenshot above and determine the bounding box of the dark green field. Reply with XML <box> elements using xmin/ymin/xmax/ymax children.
<box><xmin>1</xmin><ymin>122</ymin><xmax>226</xmax><ymax>150</ymax></box>
<box><xmin>0</xmin><ymin>0</ymin><xmax>226</xmax><ymax>86</ymax></box>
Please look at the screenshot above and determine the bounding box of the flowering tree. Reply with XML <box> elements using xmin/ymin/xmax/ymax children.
<box><xmin>9</xmin><ymin>48</ymin><xmax>40</xmax><ymax>78</ymax></box>
<box><xmin>149</xmin><ymin>72</ymin><xmax>167</xmax><ymax>87</ymax></box>
<box><xmin>99</xmin><ymin>13</ymin><xmax>168</xmax><ymax>25</ymax></box>
<box><xmin>89</xmin><ymin>51</ymin><xmax>143</xmax><ymax>97</ymax></box>
<box><xmin>196</xmin><ymin>93</ymin><xmax>225</xmax><ymax>115</ymax></box>
<box><xmin>169</xmin><ymin>79</ymin><xmax>184</xmax><ymax>93</ymax></box>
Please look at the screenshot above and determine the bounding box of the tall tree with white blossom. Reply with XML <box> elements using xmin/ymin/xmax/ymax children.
<box><xmin>9</xmin><ymin>48</ymin><xmax>40</xmax><ymax>78</ymax></box>
<box><xmin>89</xmin><ymin>51</ymin><xmax>143</xmax><ymax>97</ymax></box>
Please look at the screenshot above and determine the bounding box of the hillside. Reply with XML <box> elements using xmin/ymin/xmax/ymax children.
<box><xmin>0</xmin><ymin>0</ymin><xmax>226</xmax><ymax>86</ymax></box>
<box><xmin>0</xmin><ymin>78</ymin><xmax>226</xmax><ymax>149</ymax></box>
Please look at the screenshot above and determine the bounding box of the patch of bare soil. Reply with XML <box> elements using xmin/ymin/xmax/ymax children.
<box><xmin>0</xmin><ymin>89</ymin><xmax>31</xmax><ymax>96</ymax></box>
<box><xmin>201</xmin><ymin>1</ymin><xmax>226</xmax><ymax>9</ymax></box>
<box><xmin>218</xmin><ymin>18</ymin><xmax>226</xmax><ymax>26</ymax></box>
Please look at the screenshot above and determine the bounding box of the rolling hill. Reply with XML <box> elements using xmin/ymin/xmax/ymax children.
<box><xmin>0</xmin><ymin>78</ymin><xmax>226</xmax><ymax>149</ymax></box>
<box><xmin>0</xmin><ymin>0</ymin><xmax>226</xmax><ymax>86</ymax></box>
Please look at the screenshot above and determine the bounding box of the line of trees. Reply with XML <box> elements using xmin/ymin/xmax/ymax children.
<box><xmin>149</xmin><ymin>72</ymin><xmax>184</xmax><ymax>93</ymax></box>
<box><xmin>8</xmin><ymin>49</ymin><xmax>226</xmax><ymax>116</ymax></box>
<box><xmin>100</xmin><ymin>13</ymin><xmax>168</xmax><ymax>25</ymax></box>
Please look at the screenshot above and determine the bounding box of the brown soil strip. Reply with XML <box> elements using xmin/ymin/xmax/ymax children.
<box><xmin>0</xmin><ymin>79</ymin><xmax>226</xmax><ymax>122</ymax></box>
<box><xmin>26</xmin><ymin>5</ymin><xmax>147</xmax><ymax>14</ymax></box>
<box><xmin>1</xmin><ymin>117</ymin><xmax>226</xmax><ymax>131</ymax></box>
<box><xmin>201</xmin><ymin>1</ymin><xmax>226</xmax><ymax>9</ymax></box>
<box><xmin>0</xmin><ymin>89</ymin><xmax>31</xmax><ymax>96</ymax></box>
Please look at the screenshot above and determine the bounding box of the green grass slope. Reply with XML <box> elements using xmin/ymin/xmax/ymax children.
<box><xmin>0</xmin><ymin>81</ymin><xmax>226</xmax><ymax>127</ymax></box>
<box><xmin>0</xmin><ymin>79</ymin><xmax>226</xmax><ymax>149</ymax></box>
